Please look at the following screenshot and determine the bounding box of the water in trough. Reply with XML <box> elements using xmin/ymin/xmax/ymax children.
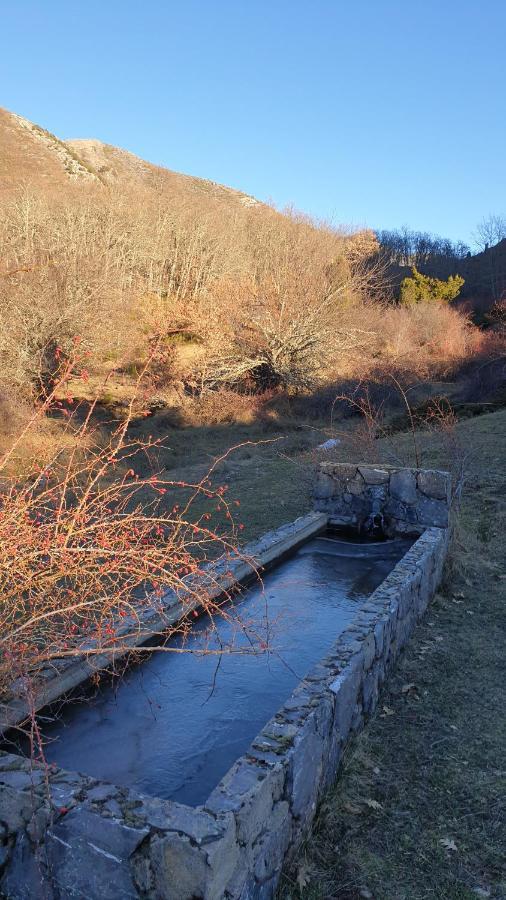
<box><xmin>28</xmin><ymin>533</ymin><xmax>411</xmax><ymax>805</ymax></box>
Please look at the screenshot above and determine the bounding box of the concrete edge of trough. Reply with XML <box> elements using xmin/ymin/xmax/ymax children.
<box><xmin>0</xmin><ymin>523</ymin><xmax>450</xmax><ymax>900</ymax></box>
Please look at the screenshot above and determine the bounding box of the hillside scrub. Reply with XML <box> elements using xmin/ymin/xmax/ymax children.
<box><xmin>0</xmin><ymin>188</ymin><xmax>479</xmax><ymax>429</ymax></box>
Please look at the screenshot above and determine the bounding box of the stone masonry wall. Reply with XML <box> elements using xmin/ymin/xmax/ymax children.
<box><xmin>313</xmin><ymin>462</ymin><xmax>451</xmax><ymax>536</ymax></box>
<box><xmin>0</xmin><ymin>522</ymin><xmax>449</xmax><ymax>899</ymax></box>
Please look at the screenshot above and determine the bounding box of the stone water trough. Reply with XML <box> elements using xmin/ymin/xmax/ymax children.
<box><xmin>0</xmin><ymin>463</ymin><xmax>451</xmax><ymax>899</ymax></box>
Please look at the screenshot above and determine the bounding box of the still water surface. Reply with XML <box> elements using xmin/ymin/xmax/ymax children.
<box><xmin>34</xmin><ymin>535</ymin><xmax>410</xmax><ymax>805</ymax></box>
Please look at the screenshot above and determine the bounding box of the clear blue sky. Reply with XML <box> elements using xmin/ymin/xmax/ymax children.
<box><xmin>2</xmin><ymin>0</ymin><xmax>505</xmax><ymax>245</ymax></box>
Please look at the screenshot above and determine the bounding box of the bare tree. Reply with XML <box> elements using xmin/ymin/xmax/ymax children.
<box><xmin>474</xmin><ymin>214</ymin><xmax>506</xmax><ymax>252</ymax></box>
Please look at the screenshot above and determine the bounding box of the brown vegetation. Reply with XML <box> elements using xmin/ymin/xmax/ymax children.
<box><xmin>0</xmin><ymin>184</ymin><xmax>481</xmax><ymax>424</ymax></box>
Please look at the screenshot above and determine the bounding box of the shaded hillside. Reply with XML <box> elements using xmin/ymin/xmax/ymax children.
<box><xmin>458</xmin><ymin>238</ymin><xmax>506</xmax><ymax>312</ymax></box>
<box><xmin>377</xmin><ymin>227</ymin><xmax>506</xmax><ymax>315</ymax></box>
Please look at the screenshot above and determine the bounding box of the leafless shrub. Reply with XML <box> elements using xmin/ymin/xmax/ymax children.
<box><xmin>0</xmin><ymin>355</ymin><xmax>269</xmax><ymax>755</ymax></box>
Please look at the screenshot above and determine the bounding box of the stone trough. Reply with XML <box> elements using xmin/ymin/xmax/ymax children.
<box><xmin>0</xmin><ymin>463</ymin><xmax>451</xmax><ymax>899</ymax></box>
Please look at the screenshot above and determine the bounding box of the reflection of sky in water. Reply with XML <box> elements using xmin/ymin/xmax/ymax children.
<box><xmin>32</xmin><ymin>536</ymin><xmax>410</xmax><ymax>806</ymax></box>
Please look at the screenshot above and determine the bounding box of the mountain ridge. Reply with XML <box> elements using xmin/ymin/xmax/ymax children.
<box><xmin>0</xmin><ymin>106</ymin><xmax>261</xmax><ymax>209</ymax></box>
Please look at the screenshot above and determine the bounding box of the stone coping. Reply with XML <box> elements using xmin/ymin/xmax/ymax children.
<box><xmin>0</xmin><ymin>520</ymin><xmax>449</xmax><ymax>899</ymax></box>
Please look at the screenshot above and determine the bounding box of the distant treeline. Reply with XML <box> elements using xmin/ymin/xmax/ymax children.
<box><xmin>376</xmin><ymin>227</ymin><xmax>469</xmax><ymax>269</ymax></box>
<box><xmin>375</xmin><ymin>225</ymin><xmax>506</xmax><ymax>311</ymax></box>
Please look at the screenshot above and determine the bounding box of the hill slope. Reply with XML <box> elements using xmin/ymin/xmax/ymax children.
<box><xmin>66</xmin><ymin>137</ymin><xmax>260</xmax><ymax>207</ymax></box>
<box><xmin>0</xmin><ymin>108</ymin><xmax>100</xmax><ymax>196</ymax></box>
<box><xmin>0</xmin><ymin>106</ymin><xmax>260</xmax><ymax>210</ymax></box>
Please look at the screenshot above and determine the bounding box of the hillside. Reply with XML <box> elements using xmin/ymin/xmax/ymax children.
<box><xmin>459</xmin><ymin>238</ymin><xmax>506</xmax><ymax>312</ymax></box>
<box><xmin>0</xmin><ymin>106</ymin><xmax>260</xmax><ymax>211</ymax></box>
<box><xmin>66</xmin><ymin>137</ymin><xmax>261</xmax><ymax>208</ymax></box>
<box><xmin>0</xmin><ymin>107</ymin><xmax>100</xmax><ymax>195</ymax></box>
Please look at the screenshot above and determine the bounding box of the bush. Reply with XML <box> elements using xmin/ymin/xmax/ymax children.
<box><xmin>0</xmin><ymin>363</ymin><xmax>263</xmax><ymax>738</ymax></box>
<box><xmin>400</xmin><ymin>267</ymin><xmax>464</xmax><ymax>305</ymax></box>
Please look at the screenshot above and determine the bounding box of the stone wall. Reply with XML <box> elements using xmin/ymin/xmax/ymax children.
<box><xmin>314</xmin><ymin>462</ymin><xmax>451</xmax><ymax>536</ymax></box>
<box><xmin>0</xmin><ymin>515</ymin><xmax>449</xmax><ymax>899</ymax></box>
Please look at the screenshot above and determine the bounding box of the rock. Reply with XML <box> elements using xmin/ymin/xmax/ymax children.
<box><xmin>416</xmin><ymin>497</ymin><xmax>449</xmax><ymax>527</ymax></box>
<box><xmin>362</xmin><ymin>667</ymin><xmax>379</xmax><ymax>714</ymax></box>
<box><xmin>347</xmin><ymin>473</ymin><xmax>366</xmax><ymax>496</ymax></box>
<box><xmin>358</xmin><ymin>466</ymin><xmax>390</xmax><ymax>485</ymax></box>
<box><xmin>0</xmin><ymin>769</ymin><xmax>46</xmax><ymax>791</ymax></box>
<box><xmin>329</xmin><ymin>659</ymin><xmax>363</xmax><ymax>741</ymax></box>
<box><xmin>140</xmin><ymin>797</ymin><xmax>225</xmax><ymax>845</ymax></box>
<box><xmin>206</xmin><ymin>761</ymin><xmax>283</xmax><ymax>845</ymax></box>
<box><xmin>149</xmin><ymin>816</ymin><xmax>239</xmax><ymax>900</ymax></box>
<box><xmin>86</xmin><ymin>784</ymin><xmax>120</xmax><ymax>804</ymax></box>
<box><xmin>46</xmin><ymin>809</ymin><xmax>148</xmax><ymax>900</ymax></box>
<box><xmin>0</xmin><ymin>833</ymin><xmax>50</xmax><ymax>900</ymax></box>
<box><xmin>0</xmin><ymin>842</ymin><xmax>9</xmax><ymax>870</ymax></box>
<box><xmin>149</xmin><ymin>833</ymin><xmax>208</xmax><ymax>900</ymax></box>
<box><xmin>0</xmin><ymin>786</ymin><xmax>37</xmax><ymax>834</ymax></box>
<box><xmin>417</xmin><ymin>469</ymin><xmax>449</xmax><ymax>500</ymax></box>
<box><xmin>313</xmin><ymin>473</ymin><xmax>335</xmax><ymax>499</ymax></box>
<box><xmin>390</xmin><ymin>470</ymin><xmax>417</xmax><ymax>504</ymax></box>
<box><xmin>26</xmin><ymin>804</ymin><xmax>51</xmax><ymax>842</ymax></box>
<box><xmin>384</xmin><ymin>498</ymin><xmax>418</xmax><ymax>524</ymax></box>
<box><xmin>321</xmin><ymin>462</ymin><xmax>357</xmax><ymax>478</ymax></box>
<box><xmin>253</xmin><ymin>800</ymin><xmax>291</xmax><ymax>882</ymax></box>
<box><xmin>362</xmin><ymin>633</ymin><xmax>376</xmax><ymax>670</ymax></box>
<box><xmin>289</xmin><ymin>719</ymin><xmax>324</xmax><ymax>819</ymax></box>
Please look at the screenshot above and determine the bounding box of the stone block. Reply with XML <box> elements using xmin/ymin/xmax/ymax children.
<box><xmin>358</xmin><ymin>466</ymin><xmax>390</xmax><ymax>485</ymax></box>
<box><xmin>329</xmin><ymin>659</ymin><xmax>363</xmax><ymax>742</ymax></box>
<box><xmin>149</xmin><ymin>833</ymin><xmax>208</xmax><ymax>900</ymax></box>
<box><xmin>0</xmin><ymin>833</ymin><xmax>49</xmax><ymax>900</ymax></box>
<box><xmin>416</xmin><ymin>497</ymin><xmax>449</xmax><ymax>528</ymax></box>
<box><xmin>384</xmin><ymin>498</ymin><xmax>419</xmax><ymax>524</ymax></box>
<box><xmin>0</xmin><ymin>768</ymin><xmax>46</xmax><ymax>791</ymax></box>
<box><xmin>205</xmin><ymin>761</ymin><xmax>283</xmax><ymax>846</ymax></box>
<box><xmin>288</xmin><ymin>718</ymin><xmax>324</xmax><ymax>820</ymax></box>
<box><xmin>46</xmin><ymin>809</ymin><xmax>148</xmax><ymax>900</ymax></box>
<box><xmin>326</xmin><ymin>463</ymin><xmax>357</xmax><ymax>478</ymax></box>
<box><xmin>347</xmin><ymin>473</ymin><xmax>366</xmax><ymax>496</ymax></box>
<box><xmin>362</xmin><ymin>667</ymin><xmax>379</xmax><ymax>714</ymax></box>
<box><xmin>362</xmin><ymin>633</ymin><xmax>376</xmax><ymax>670</ymax></box>
<box><xmin>86</xmin><ymin>783</ymin><xmax>120</xmax><ymax>804</ymax></box>
<box><xmin>313</xmin><ymin>473</ymin><xmax>335</xmax><ymax>499</ymax></box>
<box><xmin>417</xmin><ymin>469</ymin><xmax>450</xmax><ymax>501</ymax></box>
<box><xmin>0</xmin><ymin>786</ymin><xmax>36</xmax><ymax>835</ymax></box>
<box><xmin>390</xmin><ymin>469</ymin><xmax>417</xmax><ymax>504</ymax></box>
<box><xmin>351</xmin><ymin>703</ymin><xmax>364</xmax><ymax>732</ymax></box>
<box><xmin>252</xmin><ymin>800</ymin><xmax>291</xmax><ymax>883</ymax></box>
<box><xmin>139</xmin><ymin>797</ymin><xmax>224</xmax><ymax>845</ymax></box>
<box><xmin>374</xmin><ymin>618</ymin><xmax>386</xmax><ymax>658</ymax></box>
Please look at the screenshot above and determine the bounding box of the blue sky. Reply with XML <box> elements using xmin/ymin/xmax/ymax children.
<box><xmin>2</xmin><ymin>0</ymin><xmax>505</xmax><ymax>244</ymax></box>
